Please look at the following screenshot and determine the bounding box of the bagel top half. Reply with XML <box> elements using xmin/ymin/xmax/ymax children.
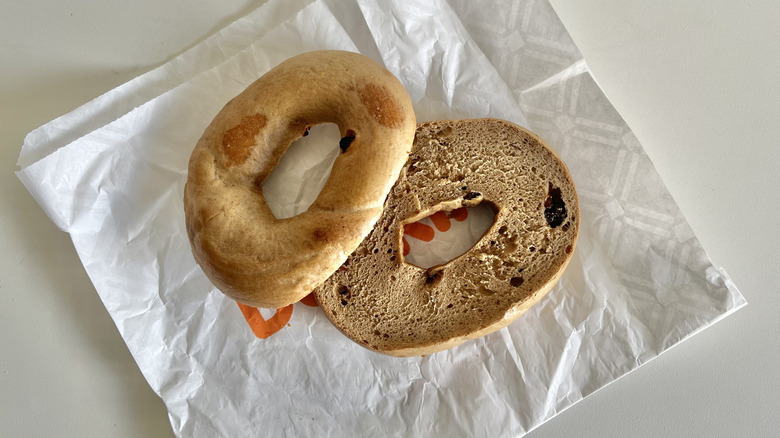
<box><xmin>184</xmin><ymin>51</ymin><xmax>416</xmax><ymax>309</ymax></box>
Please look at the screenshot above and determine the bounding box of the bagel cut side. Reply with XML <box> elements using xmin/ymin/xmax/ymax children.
<box><xmin>314</xmin><ymin>119</ymin><xmax>580</xmax><ymax>356</ymax></box>
<box><xmin>184</xmin><ymin>51</ymin><xmax>416</xmax><ymax>309</ymax></box>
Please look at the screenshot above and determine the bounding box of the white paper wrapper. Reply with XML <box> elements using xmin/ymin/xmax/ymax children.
<box><xmin>17</xmin><ymin>0</ymin><xmax>746</xmax><ymax>436</ymax></box>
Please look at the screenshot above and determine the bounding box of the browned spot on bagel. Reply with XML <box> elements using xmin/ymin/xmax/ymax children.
<box><xmin>222</xmin><ymin>113</ymin><xmax>266</xmax><ymax>167</ymax></box>
<box><xmin>358</xmin><ymin>83</ymin><xmax>404</xmax><ymax>128</ymax></box>
<box><xmin>313</xmin><ymin>228</ymin><xmax>328</xmax><ymax>242</ymax></box>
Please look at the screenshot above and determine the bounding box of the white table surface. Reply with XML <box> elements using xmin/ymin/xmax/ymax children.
<box><xmin>1</xmin><ymin>1</ymin><xmax>778</xmax><ymax>436</ymax></box>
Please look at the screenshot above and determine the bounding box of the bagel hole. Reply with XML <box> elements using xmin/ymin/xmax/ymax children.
<box><xmin>262</xmin><ymin>123</ymin><xmax>341</xmax><ymax>219</ymax></box>
<box><xmin>401</xmin><ymin>201</ymin><xmax>498</xmax><ymax>270</ymax></box>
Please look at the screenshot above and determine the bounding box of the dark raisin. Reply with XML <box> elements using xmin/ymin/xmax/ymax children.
<box><xmin>463</xmin><ymin>191</ymin><xmax>481</xmax><ymax>200</ymax></box>
<box><xmin>510</xmin><ymin>277</ymin><xmax>524</xmax><ymax>287</ymax></box>
<box><xmin>339</xmin><ymin>131</ymin><xmax>356</xmax><ymax>152</ymax></box>
<box><xmin>447</xmin><ymin>303</ymin><xmax>453</xmax><ymax>308</ymax></box>
<box><xmin>341</xmin><ymin>300</ymin><xmax>348</xmax><ymax>306</ymax></box>
<box><xmin>544</xmin><ymin>183</ymin><xmax>567</xmax><ymax>228</ymax></box>
<box><xmin>425</xmin><ymin>270</ymin><xmax>443</xmax><ymax>285</ymax></box>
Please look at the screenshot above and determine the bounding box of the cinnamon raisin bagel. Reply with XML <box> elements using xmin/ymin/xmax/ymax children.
<box><xmin>184</xmin><ymin>51</ymin><xmax>416</xmax><ymax>309</ymax></box>
<box><xmin>314</xmin><ymin>119</ymin><xmax>579</xmax><ymax>356</ymax></box>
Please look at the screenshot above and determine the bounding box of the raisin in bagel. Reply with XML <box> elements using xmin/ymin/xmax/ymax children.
<box><xmin>314</xmin><ymin>119</ymin><xmax>579</xmax><ymax>356</ymax></box>
<box><xmin>184</xmin><ymin>51</ymin><xmax>416</xmax><ymax>309</ymax></box>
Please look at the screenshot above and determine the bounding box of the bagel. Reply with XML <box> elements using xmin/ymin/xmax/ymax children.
<box><xmin>184</xmin><ymin>51</ymin><xmax>416</xmax><ymax>309</ymax></box>
<box><xmin>314</xmin><ymin>119</ymin><xmax>580</xmax><ymax>356</ymax></box>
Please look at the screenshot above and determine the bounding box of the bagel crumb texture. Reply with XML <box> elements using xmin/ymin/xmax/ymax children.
<box><xmin>314</xmin><ymin>119</ymin><xmax>579</xmax><ymax>356</ymax></box>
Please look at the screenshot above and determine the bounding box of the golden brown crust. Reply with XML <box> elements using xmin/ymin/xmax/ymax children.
<box><xmin>314</xmin><ymin>119</ymin><xmax>580</xmax><ymax>356</ymax></box>
<box><xmin>184</xmin><ymin>51</ymin><xmax>416</xmax><ymax>309</ymax></box>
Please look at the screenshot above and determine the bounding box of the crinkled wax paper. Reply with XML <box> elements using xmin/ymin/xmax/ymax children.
<box><xmin>16</xmin><ymin>0</ymin><xmax>745</xmax><ymax>436</ymax></box>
